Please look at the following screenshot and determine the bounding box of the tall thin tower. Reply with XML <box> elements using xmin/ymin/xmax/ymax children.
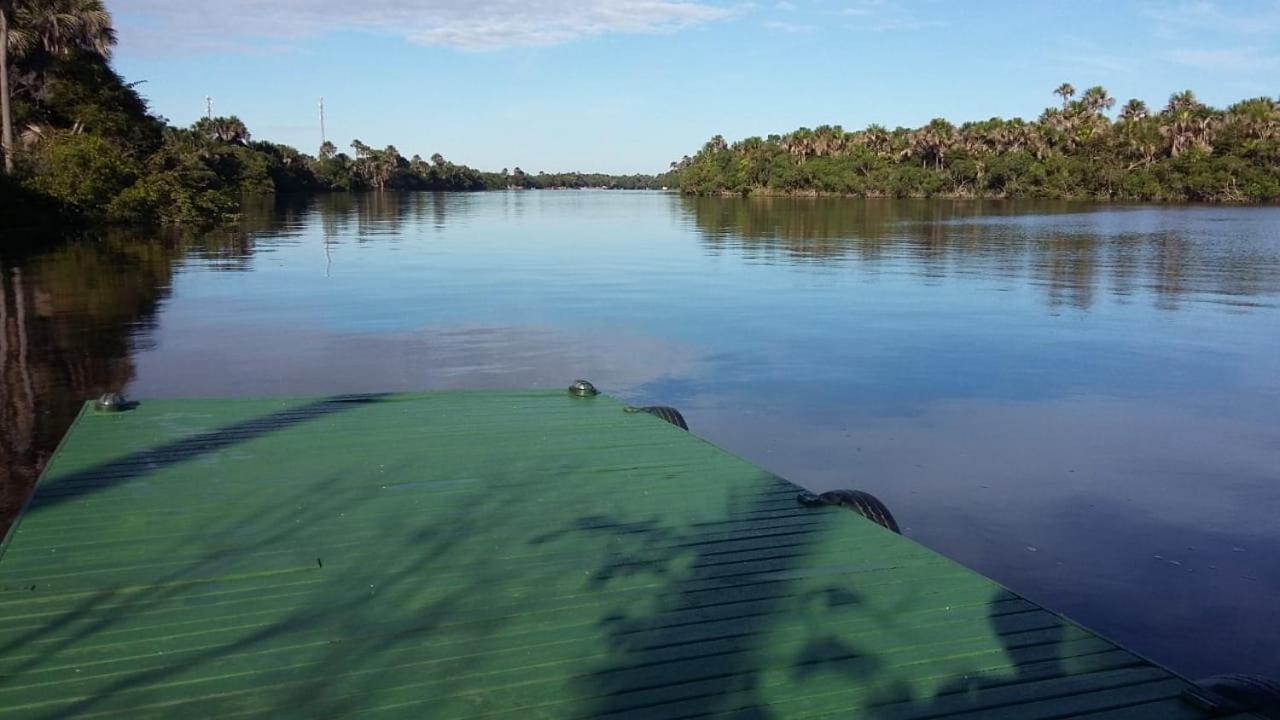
<box><xmin>319</xmin><ymin>98</ymin><xmax>327</xmax><ymax>147</ymax></box>
<box><xmin>205</xmin><ymin>96</ymin><xmax>213</xmax><ymax>119</ymax></box>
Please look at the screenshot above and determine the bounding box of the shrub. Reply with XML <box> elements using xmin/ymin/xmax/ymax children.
<box><xmin>27</xmin><ymin>133</ymin><xmax>140</xmax><ymax>215</ymax></box>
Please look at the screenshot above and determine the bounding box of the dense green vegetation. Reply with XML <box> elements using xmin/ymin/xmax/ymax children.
<box><xmin>671</xmin><ymin>85</ymin><xmax>1280</xmax><ymax>202</ymax></box>
<box><xmin>0</xmin><ymin>1</ymin><xmax>661</xmax><ymax>231</ymax></box>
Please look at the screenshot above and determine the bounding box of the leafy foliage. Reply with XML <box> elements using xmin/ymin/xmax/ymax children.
<box><xmin>104</xmin><ymin>132</ymin><xmax>240</xmax><ymax>224</ymax></box>
<box><xmin>671</xmin><ymin>87</ymin><xmax>1280</xmax><ymax>203</ymax></box>
<box><xmin>26</xmin><ymin>131</ymin><xmax>138</xmax><ymax>212</ymax></box>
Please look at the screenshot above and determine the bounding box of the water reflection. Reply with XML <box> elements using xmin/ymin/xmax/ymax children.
<box><xmin>1</xmin><ymin>192</ymin><xmax>1278</xmax><ymax>684</ymax></box>
<box><xmin>1</xmin><ymin>234</ymin><xmax>176</xmax><ymax>528</ymax></box>
<box><xmin>684</xmin><ymin>196</ymin><xmax>1280</xmax><ymax>310</ymax></box>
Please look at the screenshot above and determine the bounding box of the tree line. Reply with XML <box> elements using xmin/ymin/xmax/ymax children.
<box><xmin>4</xmin><ymin>2</ymin><xmax>1278</xmax><ymax>233</ymax></box>
<box><xmin>670</xmin><ymin>84</ymin><xmax>1280</xmax><ymax>202</ymax></box>
<box><xmin>0</xmin><ymin>1</ymin><xmax>663</xmax><ymax>230</ymax></box>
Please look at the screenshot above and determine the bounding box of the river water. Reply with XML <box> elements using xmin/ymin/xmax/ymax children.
<box><xmin>2</xmin><ymin>191</ymin><xmax>1277</xmax><ymax>680</ymax></box>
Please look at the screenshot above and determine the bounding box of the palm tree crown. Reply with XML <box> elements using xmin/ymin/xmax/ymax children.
<box><xmin>7</xmin><ymin>0</ymin><xmax>115</xmax><ymax>59</ymax></box>
<box><xmin>2</xmin><ymin>0</ymin><xmax>116</xmax><ymax>173</ymax></box>
<box><xmin>1119</xmin><ymin>99</ymin><xmax>1149</xmax><ymax>122</ymax></box>
<box><xmin>1080</xmin><ymin>86</ymin><xmax>1116</xmax><ymax>115</ymax></box>
<box><xmin>1054</xmin><ymin>83</ymin><xmax>1076</xmax><ymax>109</ymax></box>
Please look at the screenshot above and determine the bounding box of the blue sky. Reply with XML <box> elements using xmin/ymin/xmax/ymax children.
<box><xmin>110</xmin><ymin>0</ymin><xmax>1280</xmax><ymax>174</ymax></box>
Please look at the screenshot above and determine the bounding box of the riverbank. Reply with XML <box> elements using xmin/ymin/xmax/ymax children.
<box><xmin>670</xmin><ymin>92</ymin><xmax>1280</xmax><ymax>204</ymax></box>
<box><xmin>697</xmin><ymin>186</ymin><xmax>1277</xmax><ymax>203</ymax></box>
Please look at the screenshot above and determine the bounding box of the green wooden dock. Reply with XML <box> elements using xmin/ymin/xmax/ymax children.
<box><xmin>0</xmin><ymin>390</ymin><xmax>1257</xmax><ymax>719</ymax></box>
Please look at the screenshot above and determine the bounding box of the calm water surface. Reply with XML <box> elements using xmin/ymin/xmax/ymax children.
<box><xmin>2</xmin><ymin>192</ymin><xmax>1278</xmax><ymax>680</ymax></box>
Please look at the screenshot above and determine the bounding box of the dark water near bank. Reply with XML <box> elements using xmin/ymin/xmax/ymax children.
<box><xmin>2</xmin><ymin>192</ymin><xmax>1278</xmax><ymax>681</ymax></box>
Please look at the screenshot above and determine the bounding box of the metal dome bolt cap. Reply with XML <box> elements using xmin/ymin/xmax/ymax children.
<box><xmin>568</xmin><ymin>380</ymin><xmax>599</xmax><ymax>397</ymax></box>
<box><xmin>94</xmin><ymin>393</ymin><xmax>129</xmax><ymax>413</ymax></box>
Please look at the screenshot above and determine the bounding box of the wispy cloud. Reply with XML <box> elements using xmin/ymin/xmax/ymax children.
<box><xmin>842</xmin><ymin>0</ymin><xmax>945</xmax><ymax>31</ymax></box>
<box><xmin>1167</xmin><ymin>47</ymin><xmax>1280</xmax><ymax>72</ymax></box>
<box><xmin>112</xmin><ymin>0</ymin><xmax>736</xmax><ymax>53</ymax></box>
<box><xmin>762</xmin><ymin>20</ymin><xmax>815</xmax><ymax>32</ymax></box>
<box><xmin>1059</xmin><ymin>53</ymin><xmax>1140</xmax><ymax>76</ymax></box>
<box><xmin>1143</xmin><ymin>0</ymin><xmax>1280</xmax><ymax>35</ymax></box>
<box><xmin>1138</xmin><ymin>2</ymin><xmax>1280</xmax><ymax>80</ymax></box>
<box><xmin>1048</xmin><ymin>32</ymin><xmax>1143</xmax><ymax>87</ymax></box>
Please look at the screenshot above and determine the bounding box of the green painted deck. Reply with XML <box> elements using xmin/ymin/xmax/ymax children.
<box><xmin>0</xmin><ymin>391</ymin><xmax>1253</xmax><ymax>719</ymax></box>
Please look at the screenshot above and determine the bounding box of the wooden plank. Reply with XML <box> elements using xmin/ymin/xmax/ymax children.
<box><xmin>0</xmin><ymin>391</ymin><xmax>1250</xmax><ymax>719</ymax></box>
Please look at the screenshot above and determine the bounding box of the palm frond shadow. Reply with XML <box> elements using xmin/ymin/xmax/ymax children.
<box><xmin>535</xmin><ymin>485</ymin><xmax>898</xmax><ymax>718</ymax></box>
<box><xmin>0</xmin><ymin>395</ymin><xmax>546</xmax><ymax>718</ymax></box>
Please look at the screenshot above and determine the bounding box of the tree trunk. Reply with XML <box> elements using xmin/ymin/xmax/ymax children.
<box><xmin>0</xmin><ymin>7</ymin><xmax>14</xmax><ymax>175</ymax></box>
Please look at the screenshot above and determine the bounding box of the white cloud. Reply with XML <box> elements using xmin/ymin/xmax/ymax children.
<box><xmin>111</xmin><ymin>0</ymin><xmax>736</xmax><ymax>52</ymax></box>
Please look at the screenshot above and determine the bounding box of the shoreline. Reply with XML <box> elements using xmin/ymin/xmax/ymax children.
<box><xmin>688</xmin><ymin>188</ymin><xmax>1277</xmax><ymax>205</ymax></box>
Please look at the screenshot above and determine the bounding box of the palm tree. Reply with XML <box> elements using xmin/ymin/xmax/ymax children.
<box><xmin>1</xmin><ymin>0</ymin><xmax>115</xmax><ymax>174</ymax></box>
<box><xmin>1114</xmin><ymin>99</ymin><xmax>1153</xmax><ymax>167</ymax></box>
<box><xmin>1225</xmin><ymin>97</ymin><xmax>1279</xmax><ymax>141</ymax></box>
<box><xmin>195</xmin><ymin>116</ymin><xmax>250</xmax><ymax>144</ymax></box>
<box><xmin>1</xmin><ymin>1</ymin><xmax>13</xmax><ymax>174</ymax></box>
<box><xmin>1119</xmin><ymin>99</ymin><xmax>1148</xmax><ymax>122</ymax></box>
<box><xmin>1160</xmin><ymin>91</ymin><xmax>1211</xmax><ymax>157</ymax></box>
<box><xmin>811</xmin><ymin>125</ymin><xmax>834</xmax><ymax>156</ymax></box>
<box><xmin>862</xmin><ymin>123</ymin><xmax>891</xmax><ymax>157</ymax></box>
<box><xmin>782</xmin><ymin>128</ymin><xmax>813</xmax><ymax>161</ymax></box>
<box><xmin>1080</xmin><ymin>86</ymin><xmax>1115</xmax><ymax>115</ymax></box>
<box><xmin>1054</xmin><ymin>83</ymin><xmax>1076</xmax><ymax>110</ymax></box>
<box><xmin>1038</xmin><ymin>107</ymin><xmax>1074</xmax><ymax>150</ymax></box>
<box><xmin>992</xmin><ymin>119</ymin><xmax>1032</xmax><ymax>154</ymax></box>
<box><xmin>350</xmin><ymin>140</ymin><xmax>398</xmax><ymax>190</ymax></box>
<box><xmin>1164</xmin><ymin>90</ymin><xmax>1199</xmax><ymax>116</ymax></box>
<box><xmin>907</xmin><ymin>118</ymin><xmax>955</xmax><ymax>170</ymax></box>
<box><xmin>6</xmin><ymin>0</ymin><xmax>114</xmax><ymax>57</ymax></box>
<box><xmin>1189</xmin><ymin>116</ymin><xmax>1216</xmax><ymax>154</ymax></box>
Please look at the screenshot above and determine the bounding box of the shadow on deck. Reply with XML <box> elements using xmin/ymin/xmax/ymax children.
<box><xmin>0</xmin><ymin>393</ymin><xmax>1209</xmax><ymax>719</ymax></box>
